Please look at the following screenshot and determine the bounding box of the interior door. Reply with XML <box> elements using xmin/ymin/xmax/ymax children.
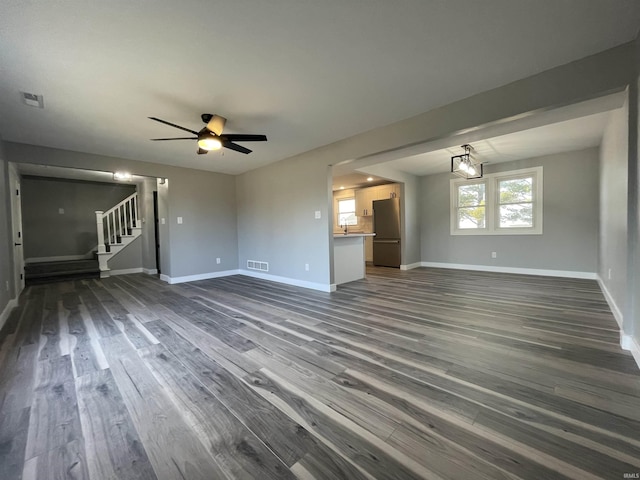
<box><xmin>8</xmin><ymin>164</ymin><xmax>24</xmax><ymax>294</ymax></box>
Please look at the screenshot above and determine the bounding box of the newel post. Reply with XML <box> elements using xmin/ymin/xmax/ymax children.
<box><xmin>95</xmin><ymin>211</ymin><xmax>106</xmax><ymax>254</ymax></box>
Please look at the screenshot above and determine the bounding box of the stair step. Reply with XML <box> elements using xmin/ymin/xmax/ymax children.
<box><xmin>25</xmin><ymin>259</ymin><xmax>100</xmax><ymax>285</ymax></box>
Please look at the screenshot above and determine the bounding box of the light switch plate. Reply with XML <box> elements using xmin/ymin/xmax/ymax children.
<box><xmin>314</xmin><ymin>210</ymin><xmax>321</xmax><ymax>219</ymax></box>
<box><xmin>177</xmin><ymin>217</ymin><xmax>183</xmax><ymax>224</ymax></box>
<box><xmin>58</xmin><ymin>208</ymin><xmax>64</xmax><ymax>214</ymax></box>
<box><xmin>161</xmin><ymin>218</ymin><xmax>166</xmax><ymax>224</ymax></box>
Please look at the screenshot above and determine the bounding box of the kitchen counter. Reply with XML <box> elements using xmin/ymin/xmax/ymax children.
<box><xmin>333</xmin><ymin>233</ymin><xmax>376</xmax><ymax>238</ymax></box>
<box><xmin>333</xmin><ymin>234</ymin><xmax>375</xmax><ymax>285</ymax></box>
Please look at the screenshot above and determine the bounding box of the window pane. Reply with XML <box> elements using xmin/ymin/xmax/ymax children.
<box><xmin>458</xmin><ymin>183</ymin><xmax>485</xmax><ymax>207</ymax></box>
<box><xmin>457</xmin><ymin>206</ymin><xmax>486</xmax><ymax>229</ymax></box>
<box><xmin>499</xmin><ymin>177</ymin><xmax>532</xmax><ymax>203</ymax></box>
<box><xmin>338</xmin><ymin>199</ymin><xmax>356</xmax><ymax>213</ymax></box>
<box><xmin>499</xmin><ymin>203</ymin><xmax>533</xmax><ymax>228</ymax></box>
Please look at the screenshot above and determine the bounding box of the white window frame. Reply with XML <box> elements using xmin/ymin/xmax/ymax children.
<box><xmin>450</xmin><ymin>166</ymin><xmax>543</xmax><ymax>235</ymax></box>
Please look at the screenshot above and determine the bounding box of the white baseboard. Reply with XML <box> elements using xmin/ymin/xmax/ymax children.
<box><xmin>0</xmin><ymin>298</ymin><xmax>19</xmax><ymax>331</ymax></box>
<box><xmin>160</xmin><ymin>268</ymin><xmax>335</xmax><ymax>292</ymax></box>
<box><xmin>160</xmin><ymin>269</ymin><xmax>241</xmax><ymax>284</ymax></box>
<box><xmin>109</xmin><ymin>268</ymin><xmax>144</xmax><ymax>276</ymax></box>
<box><xmin>420</xmin><ymin>262</ymin><xmax>597</xmax><ymax>280</ymax></box>
<box><xmin>142</xmin><ymin>268</ymin><xmax>158</xmax><ymax>275</ymax></box>
<box><xmin>400</xmin><ymin>262</ymin><xmax>421</xmax><ymax>271</ymax></box>
<box><xmin>597</xmin><ymin>276</ymin><xmax>624</xmax><ymax>329</ymax></box>
<box><xmin>621</xmin><ymin>333</ymin><xmax>640</xmax><ymax>370</ymax></box>
<box><xmin>238</xmin><ymin>269</ymin><xmax>335</xmax><ymax>292</ymax></box>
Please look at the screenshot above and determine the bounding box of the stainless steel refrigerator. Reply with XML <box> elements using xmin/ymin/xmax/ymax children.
<box><xmin>373</xmin><ymin>198</ymin><xmax>401</xmax><ymax>267</ymax></box>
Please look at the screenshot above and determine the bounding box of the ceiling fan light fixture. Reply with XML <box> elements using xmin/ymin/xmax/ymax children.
<box><xmin>197</xmin><ymin>133</ymin><xmax>222</xmax><ymax>151</ymax></box>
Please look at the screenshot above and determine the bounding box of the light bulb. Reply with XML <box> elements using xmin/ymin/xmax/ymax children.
<box><xmin>197</xmin><ymin>133</ymin><xmax>222</xmax><ymax>151</ymax></box>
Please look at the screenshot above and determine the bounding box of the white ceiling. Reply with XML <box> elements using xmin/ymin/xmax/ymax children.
<box><xmin>381</xmin><ymin>110</ymin><xmax>615</xmax><ymax>177</ymax></box>
<box><xmin>1</xmin><ymin>1</ymin><xmax>639</xmax><ymax>175</ymax></box>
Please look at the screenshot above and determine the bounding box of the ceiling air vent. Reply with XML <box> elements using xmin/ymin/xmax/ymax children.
<box><xmin>20</xmin><ymin>91</ymin><xmax>44</xmax><ymax>108</ymax></box>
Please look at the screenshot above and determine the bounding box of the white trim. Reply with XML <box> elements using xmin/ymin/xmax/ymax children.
<box><xmin>109</xmin><ymin>268</ymin><xmax>144</xmax><ymax>276</ymax></box>
<box><xmin>420</xmin><ymin>261</ymin><xmax>597</xmax><ymax>279</ymax></box>
<box><xmin>400</xmin><ymin>262</ymin><xmax>421</xmax><ymax>271</ymax></box>
<box><xmin>620</xmin><ymin>333</ymin><xmax>640</xmax><ymax>370</ymax></box>
<box><xmin>0</xmin><ymin>298</ymin><xmax>19</xmax><ymax>331</ymax></box>
<box><xmin>161</xmin><ymin>269</ymin><xmax>241</xmax><ymax>284</ymax></box>
<box><xmin>596</xmin><ymin>276</ymin><xmax>624</xmax><ymax>329</ymax></box>
<box><xmin>142</xmin><ymin>268</ymin><xmax>158</xmax><ymax>275</ymax></box>
<box><xmin>239</xmin><ymin>269</ymin><xmax>335</xmax><ymax>292</ymax></box>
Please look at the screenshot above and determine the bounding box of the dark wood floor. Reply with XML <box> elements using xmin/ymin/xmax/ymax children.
<box><xmin>0</xmin><ymin>267</ymin><xmax>639</xmax><ymax>479</ymax></box>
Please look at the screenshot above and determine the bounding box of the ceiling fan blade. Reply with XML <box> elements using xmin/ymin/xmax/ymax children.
<box><xmin>223</xmin><ymin>134</ymin><xmax>267</xmax><ymax>142</ymax></box>
<box><xmin>151</xmin><ymin>137</ymin><xmax>198</xmax><ymax>141</ymax></box>
<box><xmin>206</xmin><ymin>114</ymin><xmax>227</xmax><ymax>136</ymax></box>
<box><xmin>197</xmin><ymin>148</ymin><xmax>208</xmax><ymax>155</ymax></box>
<box><xmin>148</xmin><ymin>117</ymin><xmax>198</xmax><ymax>134</ymax></box>
<box><xmin>222</xmin><ymin>140</ymin><xmax>252</xmax><ymax>154</ymax></box>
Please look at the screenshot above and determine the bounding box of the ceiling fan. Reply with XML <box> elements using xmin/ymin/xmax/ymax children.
<box><xmin>149</xmin><ymin>114</ymin><xmax>267</xmax><ymax>155</ymax></box>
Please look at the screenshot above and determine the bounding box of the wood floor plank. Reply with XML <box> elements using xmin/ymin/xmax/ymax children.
<box><xmin>22</xmin><ymin>438</ymin><xmax>89</xmax><ymax>480</ymax></box>
<box><xmin>25</xmin><ymin>355</ymin><xmax>83</xmax><ymax>460</ymax></box>
<box><xmin>75</xmin><ymin>368</ymin><xmax>157</xmax><ymax>480</ymax></box>
<box><xmin>139</xmin><ymin>343</ymin><xmax>296</xmax><ymax>480</ymax></box>
<box><xmin>0</xmin><ymin>407</ymin><xmax>31</xmax><ymax>479</ymax></box>
<box><xmin>144</xmin><ymin>319</ymin><xmax>310</xmax><ymax>467</ymax></box>
<box><xmin>3</xmin><ymin>268</ymin><xmax>639</xmax><ymax>479</ymax></box>
<box><xmin>99</xmin><ymin>333</ymin><xmax>229</xmax><ymax>480</ymax></box>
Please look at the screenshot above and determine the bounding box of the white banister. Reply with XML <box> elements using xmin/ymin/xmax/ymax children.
<box><xmin>96</xmin><ymin>192</ymin><xmax>139</xmax><ymax>253</ymax></box>
<box><xmin>95</xmin><ymin>211</ymin><xmax>106</xmax><ymax>253</ymax></box>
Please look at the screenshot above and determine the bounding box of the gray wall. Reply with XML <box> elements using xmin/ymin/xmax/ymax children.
<box><xmin>236</xmin><ymin>156</ymin><xmax>332</xmax><ymax>286</ymax></box>
<box><xmin>421</xmin><ymin>148</ymin><xmax>600</xmax><ymax>273</ymax></box>
<box><xmin>21</xmin><ymin>176</ymin><xmax>135</xmax><ymax>260</ymax></box>
<box><xmin>599</xmin><ymin>103</ymin><xmax>629</xmax><ymax>321</ymax></box>
<box><xmin>5</xmin><ymin>144</ymin><xmax>238</xmax><ymax>280</ymax></box>
<box><xmin>0</xmin><ymin>136</ymin><xmax>15</xmax><ymax>324</ymax></box>
<box><xmin>165</xmin><ymin>168</ymin><xmax>238</xmax><ymax>278</ymax></box>
<box><xmin>236</xmin><ymin>44</ymin><xmax>631</xmax><ymax>289</ymax></box>
<box><xmin>108</xmin><ymin>236</ymin><xmax>143</xmax><ymax>271</ymax></box>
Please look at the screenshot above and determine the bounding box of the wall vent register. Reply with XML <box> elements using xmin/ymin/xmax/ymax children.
<box><xmin>247</xmin><ymin>260</ymin><xmax>269</xmax><ymax>272</ymax></box>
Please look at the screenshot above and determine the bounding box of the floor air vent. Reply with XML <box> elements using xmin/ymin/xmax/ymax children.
<box><xmin>247</xmin><ymin>260</ymin><xmax>269</xmax><ymax>272</ymax></box>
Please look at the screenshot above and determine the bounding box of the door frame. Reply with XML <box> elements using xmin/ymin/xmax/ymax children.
<box><xmin>8</xmin><ymin>163</ymin><xmax>24</xmax><ymax>295</ymax></box>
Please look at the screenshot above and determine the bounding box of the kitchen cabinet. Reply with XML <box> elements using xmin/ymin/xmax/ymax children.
<box><xmin>355</xmin><ymin>183</ymin><xmax>400</xmax><ymax>216</ymax></box>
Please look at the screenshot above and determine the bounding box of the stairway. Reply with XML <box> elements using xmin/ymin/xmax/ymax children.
<box><xmin>95</xmin><ymin>192</ymin><xmax>141</xmax><ymax>278</ymax></box>
<box><xmin>24</xmin><ymin>259</ymin><xmax>100</xmax><ymax>285</ymax></box>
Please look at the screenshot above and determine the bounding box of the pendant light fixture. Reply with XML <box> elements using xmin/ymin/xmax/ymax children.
<box><xmin>451</xmin><ymin>144</ymin><xmax>483</xmax><ymax>179</ymax></box>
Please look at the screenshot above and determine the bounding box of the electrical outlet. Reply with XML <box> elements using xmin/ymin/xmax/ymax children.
<box><xmin>58</xmin><ymin>208</ymin><xmax>65</xmax><ymax>214</ymax></box>
<box><xmin>177</xmin><ymin>217</ymin><xmax>183</xmax><ymax>224</ymax></box>
<box><xmin>161</xmin><ymin>218</ymin><xmax>166</xmax><ymax>225</ymax></box>
<box><xmin>305</xmin><ymin>263</ymin><xmax>310</xmax><ymax>271</ymax></box>
<box><xmin>216</xmin><ymin>257</ymin><xmax>221</xmax><ymax>264</ymax></box>
<box><xmin>608</xmin><ymin>268</ymin><xmax>612</xmax><ymax>280</ymax></box>
<box><xmin>491</xmin><ymin>252</ymin><xmax>497</xmax><ymax>259</ymax></box>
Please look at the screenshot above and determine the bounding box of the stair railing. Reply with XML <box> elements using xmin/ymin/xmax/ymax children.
<box><xmin>95</xmin><ymin>192</ymin><xmax>139</xmax><ymax>253</ymax></box>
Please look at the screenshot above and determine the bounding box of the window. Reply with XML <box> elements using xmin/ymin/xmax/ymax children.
<box><xmin>337</xmin><ymin>198</ymin><xmax>357</xmax><ymax>226</ymax></box>
<box><xmin>450</xmin><ymin>167</ymin><xmax>542</xmax><ymax>235</ymax></box>
<box><xmin>456</xmin><ymin>182</ymin><xmax>486</xmax><ymax>230</ymax></box>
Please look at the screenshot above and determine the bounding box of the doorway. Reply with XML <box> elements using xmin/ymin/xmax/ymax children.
<box><xmin>153</xmin><ymin>191</ymin><xmax>161</xmax><ymax>275</ymax></box>
<box><xmin>8</xmin><ymin>164</ymin><xmax>24</xmax><ymax>295</ymax></box>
